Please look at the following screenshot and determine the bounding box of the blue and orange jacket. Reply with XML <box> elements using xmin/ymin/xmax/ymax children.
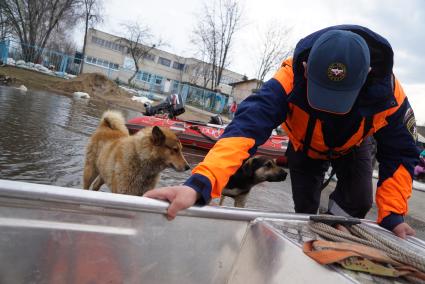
<box><xmin>184</xmin><ymin>25</ymin><xmax>420</xmax><ymax>230</ymax></box>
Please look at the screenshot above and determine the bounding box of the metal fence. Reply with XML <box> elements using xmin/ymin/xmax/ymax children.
<box><xmin>0</xmin><ymin>39</ymin><xmax>82</xmax><ymax>76</ymax></box>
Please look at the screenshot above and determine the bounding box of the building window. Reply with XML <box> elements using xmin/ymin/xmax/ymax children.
<box><xmin>144</xmin><ymin>73</ymin><xmax>151</xmax><ymax>82</ymax></box>
<box><xmin>172</xmin><ymin>62</ymin><xmax>185</xmax><ymax>70</ymax></box>
<box><xmin>91</xmin><ymin>36</ymin><xmax>125</xmax><ymax>53</ymax></box>
<box><xmin>136</xmin><ymin>71</ymin><xmax>164</xmax><ymax>86</ymax></box>
<box><xmin>142</xmin><ymin>73</ymin><xmax>151</xmax><ymax>82</ymax></box>
<box><xmin>85</xmin><ymin>55</ymin><xmax>119</xmax><ymax>70</ymax></box>
<box><xmin>158</xmin><ymin>57</ymin><xmax>171</xmax><ymax>67</ymax></box>
<box><xmin>154</xmin><ymin>75</ymin><xmax>163</xmax><ymax>85</ymax></box>
<box><xmin>144</xmin><ymin>53</ymin><xmax>156</xmax><ymax>61</ymax></box>
<box><xmin>171</xmin><ymin>80</ymin><xmax>180</xmax><ymax>93</ymax></box>
<box><xmin>220</xmin><ymin>75</ymin><xmax>237</xmax><ymax>85</ymax></box>
<box><xmin>135</xmin><ymin>72</ymin><xmax>163</xmax><ymax>85</ymax></box>
<box><xmin>109</xmin><ymin>62</ymin><xmax>119</xmax><ymax>69</ymax></box>
<box><xmin>136</xmin><ymin>71</ymin><xmax>152</xmax><ymax>83</ymax></box>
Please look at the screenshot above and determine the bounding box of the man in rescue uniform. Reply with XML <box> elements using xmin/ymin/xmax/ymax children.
<box><xmin>145</xmin><ymin>25</ymin><xmax>420</xmax><ymax>239</ymax></box>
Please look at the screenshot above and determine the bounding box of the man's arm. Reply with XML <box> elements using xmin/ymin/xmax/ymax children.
<box><xmin>373</xmin><ymin>78</ymin><xmax>420</xmax><ymax>238</ymax></box>
<box><xmin>145</xmin><ymin>60</ymin><xmax>294</xmax><ymax>216</ymax></box>
<box><xmin>184</xmin><ymin>76</ymin><xmax>290</xmax><ymax>204</ymax></box>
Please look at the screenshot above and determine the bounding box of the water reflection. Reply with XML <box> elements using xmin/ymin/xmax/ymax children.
<box><xmin>0</xmin><ymin>86</ymin><xmax>140</xmax><ymax>187</ymax></box>
<box><xmin>0</xmin><ymin>86</ymin><xmax>204</xmax><ymax>188</ymax></box>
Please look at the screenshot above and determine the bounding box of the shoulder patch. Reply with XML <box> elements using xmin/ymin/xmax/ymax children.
<box><xmin>404</xmin><ymin>107</ymin><xmax>418</xmax><ymax>141</ymax></box>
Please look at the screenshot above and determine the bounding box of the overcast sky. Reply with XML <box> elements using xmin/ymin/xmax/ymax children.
<box><xmin>74</xmin><ymin>0</ymin><xmax>425</xmax><ymax>125</ymax></box>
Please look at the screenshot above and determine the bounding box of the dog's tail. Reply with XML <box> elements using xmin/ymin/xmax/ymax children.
<box><xmin>99</xmin><ymin>110</ymin><xmax>129</xmax><ymax>134</ymax></box>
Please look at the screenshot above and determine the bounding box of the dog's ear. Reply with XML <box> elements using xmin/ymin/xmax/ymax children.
<box><xmin>152</xmin><ymin>126</ymin><xmax>165</xmax><ymax>146</ymax></box>
<box><xmin>242</xmin><ymin>157</ymin><xmax>260</xmax><ymax>177</ymax></box>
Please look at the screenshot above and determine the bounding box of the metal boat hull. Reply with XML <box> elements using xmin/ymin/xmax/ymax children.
<box><xmin>0</xmin><ymin>180</ymin><xmax>423</xmax><ymax>283</ymax></box>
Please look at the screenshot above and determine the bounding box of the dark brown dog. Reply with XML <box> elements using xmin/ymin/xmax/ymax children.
<box><xmin>219</xmin><ymin>155</ymin><xmax>287</xmax><ymax>208</ymax></box>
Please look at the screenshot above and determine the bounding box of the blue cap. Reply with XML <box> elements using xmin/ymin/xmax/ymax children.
<box><xmin>307</xmin><ymin>30</ymin><xmax>370</xmax><ymax>114</ymax></box>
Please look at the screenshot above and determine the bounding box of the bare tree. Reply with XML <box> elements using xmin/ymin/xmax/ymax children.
<box><xmin>0</xmin><ymin>0</ymin><xmax>80</xmax><ymax>62</ymax></box>
<box><xmin>46</xmin><ymin>28</ymin><xmax>77</xmax><ymax>55</ymax></box>
<box><xmin>187</xmin><ymin>60</ymin><xmax>212</xmax><ymax>88</ymax></box>
<box><xmin>192</xmin><ymin>0</ymin><xmax>242</xmax><ymax>89</ymax></box>
<box><xmin>187</xmin><ymin>44</ymin><xmax>213</xmax><ymax>87</ymax></box>
<box><xmin>253</xmin><ymin>22</ymin><xmax>293</xmax><ymax>89</ymax></box>
<box><xmin>185</xmin><ymin>61</ymin><xmax>205</xmax><ymax>86</ymax></box>
<box><xmin>118</xmin><ymin>22</ymin><xmax>163</xmax><ymax>85</ymax></box>
<box><xmin>200</xmin><ymin>62</ymin><xmax>212</xmax><ymax>88</ymax></box>
<box><xmin>0</xmin><ymin>6</ymin><xmax>11</xmax><ymax>40</ymax></box>
<box><xmin>80</xmin><ymin>0</ymin><xmax>103</xmax><ymax>73</ymax></box>
<box><xmin>45</xmin><ymin>6</ymin><xmax>79</xmax><ymax>54</ymax></box>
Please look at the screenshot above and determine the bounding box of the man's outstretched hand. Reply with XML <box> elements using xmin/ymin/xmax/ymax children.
<box><xmin>392</xmin><ymin>222</ymin><xmax>416</xmax><ymax>239</ymax></box>
<box><xmin>144</xmin><ymin>186</ymin><xmax>199</xmax><ymax>220</ymax></box>
<box><xmin>145</xmin><ymin>187</ymin><xmax>417</xmax><ymax>239</ymax></box>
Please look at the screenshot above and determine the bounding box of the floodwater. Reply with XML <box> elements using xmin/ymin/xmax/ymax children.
<box><xmin>1</xmin><ymin>86</ymin><xmax>424</xmax><ymax>240</ymax></box>
<box><xmin>0</xmin><ymin>86</ymin><xmax>293</xmax><ymax>209</ymax></box>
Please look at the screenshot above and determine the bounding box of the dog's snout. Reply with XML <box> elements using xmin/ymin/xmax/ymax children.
<box><xmin>170</xmin><ymin>162</ymin><xmax>191</xmax><ymax>172</ymax></box>
<box><xmin>271</xmin><ymin>168</ymin><xmax>288</xmax><ymax>182</ymax></box>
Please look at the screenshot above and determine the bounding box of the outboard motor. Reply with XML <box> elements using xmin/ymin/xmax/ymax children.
<box><xmin>144</xmin><ymin>93</ymin><xmax>185</xmax><ymax>118</ymax></box>
<box><xmin>209</xmin><ymin>114</ymin><xmax>224</xmax><ymax>125</ymax></box>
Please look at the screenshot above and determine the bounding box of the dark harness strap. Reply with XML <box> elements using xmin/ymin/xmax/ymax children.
<box><xmin>320</xmin><ymin>116</ymin><xmax>374</xmax><ymax>190</ymax></box>
<box><xmin>302</xmin><ymin>115</ymin><xmax>374</xmax><ymax>159</ymax></box>
<box><xmin>363</xmin><ymin>116</ymin><xmax>373</xmax><ymax>138</ymax></box>
<box><xmin>303</xmin><ymin>116</ymin><xmax>317</xmax><ymax>155</ymax></box>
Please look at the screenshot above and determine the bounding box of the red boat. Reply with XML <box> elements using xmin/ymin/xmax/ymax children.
<box><xmin>126</xmin><ymin>93</ymin><xmax>288</xmax><ymax>164</ymax></box>
<box><xmin>126</xmin><ymin>115</ymin><xmax>289</xmax><ymax>164</ymax></box>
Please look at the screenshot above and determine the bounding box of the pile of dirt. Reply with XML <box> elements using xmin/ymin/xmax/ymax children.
<box><xmin>55</xmin><ymin>73</ymin><xmax>130</xmax><ymax>98</ymax></box>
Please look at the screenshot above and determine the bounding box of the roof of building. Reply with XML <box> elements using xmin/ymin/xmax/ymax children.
<box><xmin>229</xmin><ymin>78</ymin><xmax>262</xmax><ymax>86</ymax></box>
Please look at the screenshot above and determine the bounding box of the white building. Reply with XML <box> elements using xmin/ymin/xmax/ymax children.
<box><xmin>82</xmin><ymin>28</ymin><xmax>244</xmax><ymax>96</ymax></box>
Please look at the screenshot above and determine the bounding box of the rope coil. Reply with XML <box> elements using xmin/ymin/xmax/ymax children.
<box><xmin>308</xmin><ymin>222</ymin><xmax>425</xmax><ymax>273</ymax></box>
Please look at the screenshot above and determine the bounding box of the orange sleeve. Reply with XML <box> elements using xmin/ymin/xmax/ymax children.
<box><xmin>376</xmin><ymin>164</ymin><xmax>412</xmax><ymax>223</ymax></box>
<box><xmin>373</xmin><ymin>77</ymin><xmax>418</xmax><ymax>224</ymax></box>
<box><xmin>191</xmin><ymin>137</ymin><xmax>255</xmax><ymax>198</ymax></box>
<box><xmin>273</xmin><ymin>58</ymin><xmax>294</xmax><ymax>95</ymax></box>
<box><xmin>185</xmin><ymin>64</ymin><xmax>290</xmax><ymax>203</ymax></box>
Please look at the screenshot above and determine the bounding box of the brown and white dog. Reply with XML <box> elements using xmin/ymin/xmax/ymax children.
<box><xmin>219</xmin><ymin>155</ymin><xmax>287</xmax><ymax>208</ymax></box>
<box><xmin>83</xmin><ymin>110</ymin><xmax>190</xmax><ymax>195</ymax></box>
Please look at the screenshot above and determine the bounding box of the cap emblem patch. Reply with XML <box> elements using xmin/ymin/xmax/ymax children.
<box><xmin>327</xmin><ymin>63</ymin><xmax>346</xmax><ymax>81</ymax></box>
